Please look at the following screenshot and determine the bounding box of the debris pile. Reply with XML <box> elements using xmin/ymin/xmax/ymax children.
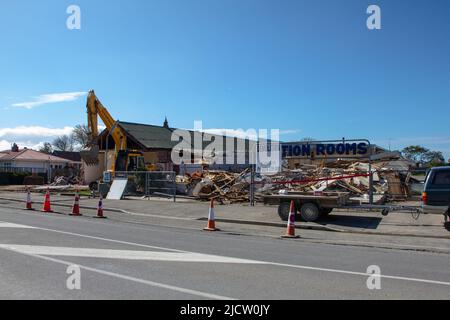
<box><xmin>181</xmin><ymin>168</ymin><xmax>252</xmax><ymax>204</ymax></box>
<box><xmin>176</xmin><ymin>159</ymin><xmax>420</xmax><ymax>204</ymax></box>
<box><xmin>50</xmin><ymin>175</ymin><xmax>81</xmax><ymax>186</ymax></box>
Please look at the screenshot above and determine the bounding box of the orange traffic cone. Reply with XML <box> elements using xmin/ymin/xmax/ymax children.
<box><xmin>42</xmin><ymin>189</ymin><xmax>53</xmax><ymax>213</ymax></box>
<box><xmin>203</xmin><ymin>199</ymin><xmax>219</xmax><ymax>231</ymax></box>
<box><xmin>70</xmin><ymin>191</ymin><xmax>82</xmax><ymax>216</ymax></box>
<box><xmin>281</xmin><ymin>200</ymin><xmax>300</xmax><ymax>238</ymax></box>
<box><xmin>25</xmin><ymin>188</ymin><xmax>34</xmax><ymax>210</ymax></box>
<box><xmin>93</xmin><ymin>195</ymin><xmax>107</xmax><ymax>219</ymax></box>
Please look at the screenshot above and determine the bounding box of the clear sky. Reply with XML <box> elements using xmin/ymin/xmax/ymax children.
<box><xmin>0</xmin><ymin>0</ymin><xmax>449</xmax><ymax>159</ymax></box>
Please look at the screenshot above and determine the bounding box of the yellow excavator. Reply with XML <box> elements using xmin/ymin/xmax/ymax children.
<box><xmin>80</xmin><ymin>90</ymin><xmax>154</xmax><ymax>172</ymax></box>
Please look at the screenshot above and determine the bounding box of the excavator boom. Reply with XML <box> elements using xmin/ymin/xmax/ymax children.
<box><xmin>80</xmin><ymin>90</ymin><xmax>127</xmax><ymax>166</ymax></box>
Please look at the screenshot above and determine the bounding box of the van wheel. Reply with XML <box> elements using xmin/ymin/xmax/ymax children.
<box><xmin>278</xmin><ymin>202</ymin><xmax>291</xmax><ymax>221</ymax></box>
<box><xmin>300</xmin><ymin>203</ymin><xmax>321</xmax><ymax>222</ymax></box>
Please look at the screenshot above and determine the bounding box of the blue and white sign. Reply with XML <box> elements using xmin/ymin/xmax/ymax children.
<box><xmin>281</xmin><ymin>141</ymin><xmax>370</xmax><ymax>159</ymax></box>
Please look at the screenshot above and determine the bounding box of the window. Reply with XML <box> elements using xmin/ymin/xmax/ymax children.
<box><xmin>432</xmin><ymin>171</ymin><xmax>450</xmax><ymax>186</ymax></box>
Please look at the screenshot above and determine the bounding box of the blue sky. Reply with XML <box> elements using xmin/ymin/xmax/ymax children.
<box><xmin>0</xmin><ymin>0</ymin><xmax>449</xmax><ymax>159</ymax></box>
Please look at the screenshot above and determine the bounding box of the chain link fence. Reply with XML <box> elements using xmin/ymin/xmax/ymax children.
<box><xmin>109</xmin><ymin>171</ymin><xmax>177</xmax><ymax>201</ymax></box>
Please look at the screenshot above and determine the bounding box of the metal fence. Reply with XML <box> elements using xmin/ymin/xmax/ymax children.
<box><xmin>145</xmin><ymin>171</ymin><xmax>176</xmax><ymax>201</ymax></box>
<box><xmin>247</xmin><ymin>167</ymin><xmax>429</xmax><ymax>205</ymax></box>
<box><xmin>110</xmin><ymin>171</ymin><xmax>177</xmax><ymax>201</ymax></box>
<box><xmin>0</xmin><ymin>167</ymin><xmax>47</xmax><ymax>174</ymax></box>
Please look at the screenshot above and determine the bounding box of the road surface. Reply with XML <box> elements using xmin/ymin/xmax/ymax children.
<box><xmin>0</xmin><ymin>205</ymin><xmax>449</xmax><ymax>299</ymax></box>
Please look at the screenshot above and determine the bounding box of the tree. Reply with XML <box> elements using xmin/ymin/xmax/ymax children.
<box><xmin>39</xmin><ymin>142</ymin><xmax>53</xmax><ymax>154</ymax></box>
<box><xmin>52</xmin><ymin>135</ymin><xmax>74</xmax><ymax>152</ymax></box>
<box><xmin>423</xmin><ymin>151</ymin><xmax>445</xmax><ymax>166</ymax></box>
<box><xmin>402</xmin><ymin>145</ymin><xmax>429</xmax><ymax>163</ymax></box>
<box><xmin>402</xmin><ymin>145</ymin><xmax>445</xmax><ymax>167</ymax></box>
<box><xmin>71</xmin><ymin>124</ymin><xmax>91</xmax><ymax>149</ymax></box>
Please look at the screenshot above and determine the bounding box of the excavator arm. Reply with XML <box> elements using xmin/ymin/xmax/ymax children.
<box><xmin>81</xmin><ymin>90</ymin><xmax>127</xmax><ymax>165</ymax></box>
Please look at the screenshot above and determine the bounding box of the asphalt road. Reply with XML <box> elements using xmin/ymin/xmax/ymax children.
<box><xmin>0</xmin><ymin>206</ymin><xmax>449</xmax><ymax>300</ymax></box>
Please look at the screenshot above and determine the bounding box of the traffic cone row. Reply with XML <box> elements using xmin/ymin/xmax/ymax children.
<box><xmin>26</xmin><ymin>191</ymin><xmax>300</xmax><ymax>238</ymax></box>
<box><xmin>24</xmin><ymin>189</ymin><xmax>106</xmax><ymax>218</ymax></box>
<box><xmin>201</xmin><ymin>198</ymin><xmax>301</xmax><ymax>238</ymax></box>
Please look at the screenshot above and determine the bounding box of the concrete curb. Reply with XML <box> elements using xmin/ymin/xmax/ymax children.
<box><xmin>196</xmin><ymin>217</ymin><xmax>343</xmax><ymax>233</ymax></box>
<box><xmin>1</xmin><ymin>196</ymin><xmax>449</xmax><ymax>239</ymax></box>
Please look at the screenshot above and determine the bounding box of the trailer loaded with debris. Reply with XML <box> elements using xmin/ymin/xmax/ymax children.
<box><xmin>175</xmin><ymin>159</ymin><xmax>421</xmax><ymax>205</ymax></box>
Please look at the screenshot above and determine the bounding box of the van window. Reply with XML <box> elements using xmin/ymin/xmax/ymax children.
<box><xmin>432</xmin><ymin>171</ymin><xmax>450</xmax><ymax>186</ymax></box>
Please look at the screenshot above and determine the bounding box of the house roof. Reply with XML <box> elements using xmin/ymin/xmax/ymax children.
<box><xmin>117</xmin><ymin>121</ymin><xmax>252</xmax><ymax>152</ymax></box>
<box><xmin>118</xmin><ymin>122</ymin><xmax>176</xmax><ymax>150</ymax></box>
<box><xmin>0</xmin><ymin>149</ymin><xmax>70</xmax><ymax>162</ymax></box>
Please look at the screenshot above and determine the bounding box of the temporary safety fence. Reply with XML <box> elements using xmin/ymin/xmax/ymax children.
<box><xmin>109</xmin><ymin>171</ymin><xmax>177</xmax><ymax>202</ymax></box>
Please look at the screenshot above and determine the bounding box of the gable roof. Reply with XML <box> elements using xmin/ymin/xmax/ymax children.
<box><xmin>118</xmin><ymin>122</ymin><xmax>176</xmax><ymax>150</ymax></box>
<box><xmin>117</xmin><ymin>121</ymin><xmax>253</xmax><ymax>152</ymax></box>
<box><xmin>0</xmin><ymin>149</ymin><xmax>70</xmax><ymax>162</ymax></box>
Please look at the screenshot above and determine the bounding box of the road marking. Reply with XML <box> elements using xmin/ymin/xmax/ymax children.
<box><xmin>306</xmin><ymin>238</ymin><xmax>450</xmax><ymax>252</ymax></box>
<box><xmin>1</xmin><ymin>219</ymin><xmax>450</xmax><ymax>288</ymax></box>
<box><xmin>267</xmin><ymin>261</ymin><xmax>450</xmax><ymax>287</ymax></box>
<box><xmin>0</xmin><ymin>219</ymin><xmax>186</xmax><ymax>253</ymax></box>
<box><xmin>0</xmin><ymin>245</ymin><xmax>235</xmax><ymax>300</ymax></box>
<box><xmin>0</xmin><ymin>244</ymin><xmax>265</xmax><ymax>264</ymax></box>
<box><xmin>0</xmin><ymin>222</ymin><xmax>36</xmax><ymax>229</ymax></box>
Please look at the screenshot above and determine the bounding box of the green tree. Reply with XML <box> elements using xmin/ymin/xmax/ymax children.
<box><xmin>402</xmin><ymin>145</ymin><xmax>429</xmax><ymax>163</ymax></box>
<box><xmin>423</xmin><ymin>151</ymin><xmax>445</xmax><ymax>166</ymax></box>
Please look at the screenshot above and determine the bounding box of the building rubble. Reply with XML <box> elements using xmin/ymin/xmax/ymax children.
<box><xmin>175</xmin><ymin>159</ymin><xmax>422</xmax><ymax>204</ymax></box>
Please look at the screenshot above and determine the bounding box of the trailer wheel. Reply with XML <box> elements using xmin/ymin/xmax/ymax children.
<box><xmin>89</xmin><ymin>181</ymin><xmax>98</xmax><ymax>191</ymax></box>
<box><xmin>320</xmin><ymin>208</ymin><xmax>333</xmax><ymax>216</ymax></box>
<box><xmin>278</xmin><ymin>202</ymin><xmax>291</xmax><ymax>221</ymax></box>
<box><xmin>300</xmin><ymin>203</ymin><xmax>321</xmax><ymax>222</ymax></box>
<box><xmin>444</xmin><ymin>221</ymin><xmax>450</xmax><ymax>231</ymax></box>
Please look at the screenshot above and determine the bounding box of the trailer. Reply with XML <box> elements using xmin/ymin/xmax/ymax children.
<box><xmin>263</xmin><ymin>191</ymin><xmax>420</xmax><ymax>222</ymax></box>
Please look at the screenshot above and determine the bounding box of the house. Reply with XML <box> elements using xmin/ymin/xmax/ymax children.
<box><xmin>0</xmin><ymin>145</ymin><xmax>73</xmax><ymax>174</ymax></box>
<box><xmin>95</xmin><ymin>120</ymin><xmax>255</xmax><ymax>173</ymax></box>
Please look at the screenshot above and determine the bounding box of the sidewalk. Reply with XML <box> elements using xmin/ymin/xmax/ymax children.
<box><xmin>0</xmin><ymin>191</ymin><xmax>448</xmax><ymax>239</ymax></box>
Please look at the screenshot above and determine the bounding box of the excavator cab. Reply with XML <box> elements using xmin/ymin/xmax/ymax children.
<box><xmin>114</xmin><ymin>150</ymin><xmax>146</xmax><ymax>172</ymax></box>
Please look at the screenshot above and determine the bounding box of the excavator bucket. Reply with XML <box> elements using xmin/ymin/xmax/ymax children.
<box><xmin>80</xmin><ymin>145</ymin><xmax>100</xmax><ymax>165</ymax></box>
